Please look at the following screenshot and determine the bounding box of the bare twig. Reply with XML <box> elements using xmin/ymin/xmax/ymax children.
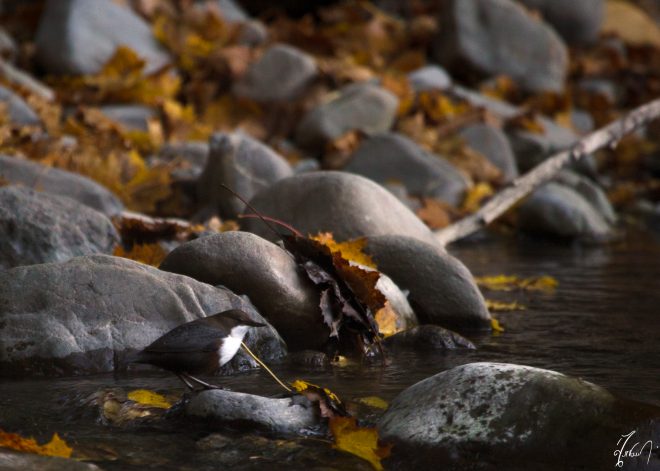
<box><xmin>435</xmin><ymin>98</ymin><xmax>660</xmax><ymax>246</ymax></box>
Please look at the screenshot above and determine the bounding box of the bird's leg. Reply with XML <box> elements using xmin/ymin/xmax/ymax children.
<box><xmin>182</xmin><ymin>372</ymin><xmax>223</xmax><ymax>390</ymax></box>
<box><xmin>176</xmin><ymin>373</ymin><xmax>196</xmax><ymax>390</ymax></box>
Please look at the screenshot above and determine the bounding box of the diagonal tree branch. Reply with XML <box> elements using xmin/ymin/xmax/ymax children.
<box><xmin>435</xmin><ymin>98</ymin><xmax>660</xmax><ymax>246</ymax></box>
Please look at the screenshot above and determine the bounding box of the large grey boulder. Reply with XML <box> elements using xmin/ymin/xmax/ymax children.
<box><xmin>0</xmin><ymin>186</ymin><xmax>119</xmax><ymax>269</ymax></box>
<box><xmin>516</xmin><ymin>0</ymin><xmax>603</xmax><ymax>45</ymax></box>
<box><xmin>365</xmin><ymin>235</ymin><xmax>491</xmax><ymax>331</ymax></box>
<box><xmin>0</xmin><ymin>155</ymin><xmax>123</xmax><ymax>216</ymax></box>
<box><xmin>434</xmin><ymin>0</ymin><xmax>568</xmax><ymax>93</ymax></box>
<box><xmin>187</xmin><ymin>389</ymin><xmax>319</xmax><ymax>435</ymax></box>
<box><xmin>160</xmin><ymin>231</ymin><xmax>327</xmax><ymax>351</ymax></box>
<box><xmin>379</xmin><ymin>362</ymin><xmax>660</xmax><ymax>470</ymax></box>
<box><xmin>344</xmin><ymin>132</ymin><xmax>468</xmax><ymax>206</ymax></box>
<box><xmin>460</xmin><ymin>124</ymin><xmax>518</xmax><ymax>182</ymax></box>
<box><xmin>517</xmin><ymin>182</ymin><xmax>613</xmax><ymax>240</ymax></box>
<box><xmin>234</xmin><ymin>44</ymin><xmax>317</xmax><ymax>102</ymax></box>
<box><xmin>35</xmin><ymin>0</ymin><xmax>171</xmax><ymax>75</ymax></box>
<box><xmin>0</xmin><ymin>255</ymin><xmax>285</xmax><ymax>376</ymax></box>
<box><xmin>0</xmin><ymin>85</ymin><xmax>40</xmax><ymax>125</ymax></box>
<box><xmin>295</xmin><ymin>82</ymin><xmax>398</xmax><ymax>151</ymax></box>
<box><xmin>196</xmin><ymin>132</ymin><xmax>293</xmax><ymax>218</ymax></box>
<box><xmin>241</xmin><ymin>171</ymin><xmax>438</xmax><ymax>246</ymax></box>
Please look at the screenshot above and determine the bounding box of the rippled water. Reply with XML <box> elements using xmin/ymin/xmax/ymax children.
<box><xmin>1</xmin><ymin>231</ymin><xmax>659</xmax><ymax>469</ymax></box>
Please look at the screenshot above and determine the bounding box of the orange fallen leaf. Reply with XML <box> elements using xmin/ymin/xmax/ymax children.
<box><xmin>0</xmin><ymin>430</ymin><xmax>73</xmax><ymax>458</ymax></box>
<box><xmin>114</xmin><ymin>243</ymin><xmax>167</xmax><ymax>267</ymax></box>
<box><xmin>329</xmin><ymin>416</ymin><xmax>392</xmax><ymax>470</ymax></box>
<box><xmin>311</xmin><ymin>233</ymin><xmax>376</xmax><ymax>269</ymax></box>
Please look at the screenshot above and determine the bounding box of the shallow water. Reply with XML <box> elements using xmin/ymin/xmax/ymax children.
<box><xmin>1</xmin><ymin>231</ymin><xmax>659</xmax><ymax>469</ymax></box>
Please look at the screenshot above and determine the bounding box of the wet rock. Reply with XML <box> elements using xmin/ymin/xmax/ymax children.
<box><xmin>450</xmin><ymin>84</ymin><xmax>519</xmax><ymax>119</ymax></box>
<box><xmin>364</xmin><ymin>235</ymin><xmax>491</xmax><ymax>331</ymax></box>
<box><xmin>295</xmin><ymin>82</ymin><xmax>398</xmax><ymax>151</ymax></box>
<box><xmin>215</xmin><ymin>0</ymin><xmax>268</xmax><ymax>45</ymax></box>
<box><xmin>0</xmin><ymin>59</ymin><xmax>55</xmax><ymax>101</ymax></box>
<box><xmin>379</xmin><ymin>362</ymin><xmax>660</xmax><ymax>470</ymax></box>
<box><xmin>0</xmin><ymin>155</ymin><xmax>123</xmax><ymax>216</ymax></box>
<box><xmin>0</xmin><ymin>85</ymin><xmax>40</xmax><ymax>125</ymax></box>
<box><xmin>156</xmin><ymin>141</ymin><xmax>209</xmax><ymax>180</ymax></box>
<box><xmin>517</xmin><ymin>182</ymin><xmax>613</xmax><ymax>240</ymax></box>
<box><xmin>408</xmin><ymin>65</ymin><xmax>452</xmax><ymax>92</ymax></box>
<box><xmin>242</xmin><ymin>171</ymin><xmax>438</xmax><ymax>246</ymax></box>
<box><xmin>344</xmin><ymin>132</ymin><xmax>468</xmax><ymax>206</ymax></box>
<box><xmin>99</xmin><ymin>104</ymin><xmax>156</xmax><ymax>131</ymax></box>
<box><xmin>234</xmin><ymin>44</ymin><xmax>317</xmax><ymax>102</ymax></box>
<box><xmin>383</xmin><ymin>325</ymin><xmax>475</xmax><ymax>352</ymax></box>
<box><xmin>160</xmin><ymin>231</ymin><xmax>327</xmax><ymax>351</ymax></box>
<box><xmin>186</xmin><ymin>389</ymin><xmax>320</xmax><ymax>435</ymax></box>
<box><xmin>517</xmin><ymin>0</ymin><xmax>604</xmax><ymax>45</ymax></box>
<box><xmin>0</xmin><ymin>28</ymin><xmax>17</xmax><ymax>61</ymax></box>
<box><xmin>460</xmin><ymin>124</ymin><xmax>518</xmax><ymax>182</ymax></box>
<box><xmin>196</xmin><ymin>132</ymin><xmax>293</xmax><ymax>218</ymax></box>
<box><xmin>0</xmin><ymin>186</ymin><xmax>119</xmax><ymax>269</ymax></box>
<box><xmin>554</xmin><ymin>170</ymin><xmax>617</xmax><ymax>224</ymax></box>
<box><xmin>35</xmin><ymin>0</ymin><xmax>171</xmax><ymax>75</ymax></box>
<box><xmin>286</xmin><ymin>350</ymin><xmax>331</xmax><ymax>369</ymax></box>
<box><xmin>0</xmin><ymin>254</ymin><xmax>285</xmax><ymax>376</ymax></box>
<box><xmin>570</xmin><ymin>109</ymin><xmax>595</xmax><ymax>134</ymax></box>
<box><xmin>0</xmin><ymin>450</ymin><xmax>103</xmax><ymax>471</ymax></box>
<box><xmin>217</xmin><ymin>0</ymin><xmax>249</xmax><ymax>22</ymax></box>
<box><xmin>434</xmin><ymin>0</ymin><xmax>568</xmax><ymax>93</ymax></box>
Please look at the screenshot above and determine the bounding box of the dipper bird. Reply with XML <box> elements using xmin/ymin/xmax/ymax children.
<box><xmin>131</xmin><ymin>309</ymin><xmax>265</xmax><ymax>390</ymax></box>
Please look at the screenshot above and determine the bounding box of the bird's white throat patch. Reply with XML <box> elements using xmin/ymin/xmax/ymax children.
<box><xmin>218</xmin><ymin>325</ymin><xmax>250</xmax><ymax>366</ymax></box>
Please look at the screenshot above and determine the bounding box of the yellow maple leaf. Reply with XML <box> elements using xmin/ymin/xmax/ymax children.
<box><xmin>374</xmin><ymin>302</ymin><xmax>403</xmax><ymax>337</ymax></box>
<box><xmin>461</xmin><ymin>182</ymin><xmax>494</xmax><ymax>213</ymax></box>
<box><xmin>127</xmin><ymin>389</ymin><xmax>172</xmax><ymax>409</ymax></box>
<box><xmin>113</xmin><ymin>243</ymin><xmax>167</xmax><ymax>267</ymax></box>
<box><xmin>0</xmin><ymin>430</ymin><xmax>72</xmax><ymax>458</ymax></box>
<box><xmin>355</xmin><ymin>396</ymin><xmax>389</xmax><ymax>410</ymax></box>
<box><xmin>329</xmin><ymin>416</ymin><xmax>392</xmax><ymax>471</ymax></box>
<box><xmin>491</xmin><ymin>317</ymin><xmax>504</xmax><ymax>333</ymax></box>
<box><xmin>290</xmin><ymin>379</ymin><xmax>342</xmax><ymax>404</ymax></box>
<box><xmin>311</xmin><ymin>233</ymin><xmax>376</xmax><ymax>269</ymax></box>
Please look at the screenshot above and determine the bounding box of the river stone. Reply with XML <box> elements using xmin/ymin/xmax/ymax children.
<box><xmin>187</xmin><ymin>389</ymin><xmax>320</xmax><ymax>435</ymax></box>
<box><xmin>0</xmin><ymin>186</ymin><xmax>119</xmax><ymax>269</ymax></box>
<box><xmin>407</xmin><ymin>65</ymin><xmax>452</xmax><ymax>92</ymax></box>
<box><xmin>160</xmin><ymin>231</ymin><xmax>328</xmax><ymax>351</ymax></box>
<box><xmin>383</xmin><ymin>325</ymin><xmax>475</xmax><ymax>352</ymax></box>
<box><xmin>460</xmin><ymin>124</ymin><xmax>518</xmax><ymax>182</ymax></box>
<box><xmin>0</xmin><ymin>59</ymin><xmax>55</xmax><ymax>101</ymax></box>
<box><xmin>379</xmin><ymin>362</ymin><xmax>660</xmax><ymax>470</ymax></box>
<box><xmin>234</xmin><ymin>44</ymin><xmax>317</xmax><ymax>102</ymax></box>
<box><xmin>0</xmin><ymin>85</ymin><xmax>40</xmax><ymax>125</ymax></box>
<box><xmin>196</xmin><ymin>132</ymin><xmax>293</xmax><ymax>218</ymax></box>
<box><xmin>99</xmin><ymin>104</ymin><xmax>156</xmax><ymax>131</ymax></box>
<box><xmin>241</xmin><ymin>171</ymin><xmax>438</xmax><ymax>246</ymax></box>
<box><xmin>0</xmin><ymin>27</ymin><xmax>16</xmax><ymax>60</ymax></box>
<box><xmin>0</xmin><ymin>155</ymin><xmax>123</xmax><ymax>216</ymax></box>
<box><xmin>433</xmin><ymin>0</ymin><xmax>568</xmax><ymax>93</ymax></box>
<box><xmin>516</xmin><ymin>0</ymin><xmax>603</xmax><ymax>45</ymax></box>
<box><xmin>344</xmin><ymin>132</ymin><xmax>468</xmax><ymax>206</ymax></box>
<box><xmin>0</xmin><ymin>450</ymin><xmax>103</xmax><ymax>471</ymax></box>
<box><xmin>364</xmin><ymin>235</ymin><xmax>491</xmax><ymax>331</ymax></box>
<box><xmin>517</xmin><ymin>182</ymin><xmax>612</xmax><ymax>240</ymax></box>
<box><xmin>554</xmin><ymin>169</ymin><xmax>617</xmax><ymax>224</ymax></box>
<box><xmin>0</xmin><ymin>255</ymin><xmax>285</xmax><ymax>376</ymax></box>
<box><xmin>295</xmin><ymin>82</ymin><xmax>398</xmax><ymax>151</ymax></box>
<box><xmin>35</xmin><ymin>0</ymin><xmax>171</xmax><ymax>75</ymax></box>
<box><xmin>450</xmin><ymin>84</ymin><xmax>519</xmax><ymax>119</ymax></box>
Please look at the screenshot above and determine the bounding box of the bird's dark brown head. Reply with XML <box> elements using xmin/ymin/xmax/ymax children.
<box><xmin>204</xmin><ymin>309</ymin><xmax>266</xmax><ymax>329</ymax></box>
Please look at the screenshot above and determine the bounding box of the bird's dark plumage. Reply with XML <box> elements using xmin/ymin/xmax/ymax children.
<box><xmin>130</xmin><ymin>309</ymin><xmax>265</xmax><ymax>389</ymax></box>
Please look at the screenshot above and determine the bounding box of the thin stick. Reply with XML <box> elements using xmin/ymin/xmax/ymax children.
<box><xmin>241</xmin><ymin>341</ymin><xmax>292</xmax><ymax>392</ymax></box>
<box><xmin>434</xmin><ymin>97</ymin><xmax>660</xmax><ymax>246</ymax></box>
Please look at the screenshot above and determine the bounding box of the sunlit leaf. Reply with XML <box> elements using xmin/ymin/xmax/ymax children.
<box><xmin>461</xmin><ymin>182</ymin><xmax>494</xmax><ymax>213</ymax></box>
<box><xmin>491</xmin><ymin>317</ymin><xmax>504</xmax><ymax>333</ymax></box>
<box><xmin>127</xmin><ymin>389</ymin><xmax>172</xmax><ymax>409</ymax></box>
<box><xmin>355</xmin><ymin>396</ymin><xmax>389</xmax><ymax>409</ymax></box>
<box><xmin>113</xmin><ymin>243</ymin><xmax>167</xmax><ymax>267</ymax></box>
<box><xmin>0</xmin><ymin>430</ymin><xmax>73</xmax><ymax>458</ymax></box>
<box><xmin>311</xmin><ymin>233</ymin><xmax>376</xmax><ymax>269</ymax></box>
<box><xmin>329</xmin><ymin>416</ymin><xmax>392</xmax><ymax>471</ymax></box>
<box><xmin>374</xmin><ymin>301</ymin><xmax>403</xmax><ymax>337</ymax></box>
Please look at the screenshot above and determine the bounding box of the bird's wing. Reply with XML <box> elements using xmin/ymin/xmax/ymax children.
<box><xmin>142</xmin><ymin>322</ymin><xmax>225</xmax><ymax>353</ymax></box>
